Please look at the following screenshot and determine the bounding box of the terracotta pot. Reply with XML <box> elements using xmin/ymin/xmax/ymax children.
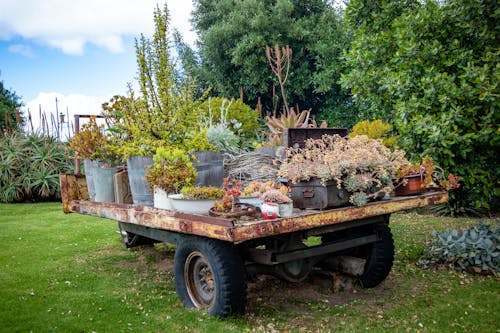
<box><xmin>394</xmin><ymin>174</ymin><xmax>426</xmax><ymax>196</ymax></box>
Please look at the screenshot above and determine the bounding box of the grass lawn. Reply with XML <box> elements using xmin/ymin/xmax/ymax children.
<box><xmin>0</xmin><ymin>202</ymin><xmax>498</xmax><ymax>332</ymax></box>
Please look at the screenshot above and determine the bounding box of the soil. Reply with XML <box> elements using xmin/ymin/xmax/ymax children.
<box><xmin>119</xmin><ymin>244</ymin><xmax>399</xmax><ymax>316</ymax></box>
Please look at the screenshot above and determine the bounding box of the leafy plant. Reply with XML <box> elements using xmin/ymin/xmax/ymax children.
<box><xmin>106</xmin><ymin>5</ymin><xmax>209</xmax><ymax>158</ymax></box>
<box><xmin>0</xmin><ymin>77</ymin><xmax>23</xmax><ymax>133</ymax></box>
<box><xmin>180</xmin><ymin>186</ymin><xmax>225</xmax><ymax>200</ymax></box>
<box><xmin>349</xmin><ymin>119</ymin><xmax>397</xmax><ymax>148</ymax></box>
<box><xmin>279</xmin><ymin>134</ymin><xmax>410</xmax><ymax>206</ymax></box>
<box><xmin>144</xmin><ymin>148</ymin><xmax>197</xmax><ymax>193</ymax></box>
<box><xmin>206</xmin><ymin>124</ymin><xmax>240</xmax><ymax>153</ymax></box>
<box><xmin>419</xmin><ymin>221</ymin><xmax>500</xmax><ymax>275</ymax></box>
<box><xmin>66</xmin><ymin>116</ymin><xmax>114</xmax><ymax>161</ymax></box>
<box><xmin>343</xmin><ymin>0</ymin><xmax>499</xmax><ymax>213</ymax></box>
<box><xmin>395</xmin><ymin>156</ymin><xmax>436</xmax><ymax>190</ymax></box>
<box><xmin>197</xmin><ymin>97</ymin><xmax>259</xmax><ymax>139</ymax></box>
<box><xmin>0</xmin><ymin>131</ymin><xmax>72</xmax><ymax>202</ymax></box>
<box><xmin>395</xmin><ymin>156</ymin><xmax>461</xmax><ymax>191</ymax></box>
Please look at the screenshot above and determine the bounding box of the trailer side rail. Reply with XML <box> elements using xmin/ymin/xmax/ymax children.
<box><xmin>67</xmin><ymin>191</ymin><xmax>448</xmax><ymax>243</ymax></box>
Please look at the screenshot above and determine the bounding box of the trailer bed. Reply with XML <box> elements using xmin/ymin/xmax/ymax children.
<box><xmin>66</xmin><ymin>191</ymin><xmax>448</xmax><ymax>243</ymax></box>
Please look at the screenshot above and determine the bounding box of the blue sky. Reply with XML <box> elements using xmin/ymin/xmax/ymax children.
<box><xmin>1</xmin><ymin>36</ymin><xmax>137</xmax><ymax>100</ymax></box>
<box><xmin>0</xmin><ymin>0</ymin><xmax>195</xmax><ymax>133</ymax></box>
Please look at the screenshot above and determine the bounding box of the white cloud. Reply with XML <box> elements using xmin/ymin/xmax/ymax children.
<box><xmin>23</xmin><ymin>92</ymin><xmax>110</xmax><ymax>139</ymax></box>
<box><xmin>8</xmin><ymin>44</ymin><xmax>35</xmax><ymax>58</ymax></box>
<box><xmin>0</xmin><ymin>0</ymin><xmax>196</xmax><ymax>55</ymax></box>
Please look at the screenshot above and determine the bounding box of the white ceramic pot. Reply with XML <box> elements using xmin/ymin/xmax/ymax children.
<box><xmin>239</xmin><ymin>196</ymin><xmax>263</xmax><ymax>208</ymax></box>
<box><xmin>153</xmin><ymin>186</ymin><xmax>173</xmax><ymax>210</ymax></box>
<box><xmin>261</xmin><ymin>202</ymin><xmax>280</xmax><ymax>219</ymax></box>
<box><xmin>168</xmin><ymin>194</ymin><xmax>214</xmax><ymax>215</ymax></box>
<box><xmin>278</xmin><ymin>203</ymin><xmax>294</xmax><ymax>217</ymax></box>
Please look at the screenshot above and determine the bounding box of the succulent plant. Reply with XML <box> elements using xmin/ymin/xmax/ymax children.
<box><xmin>180</xmin><ymin>186</ymin><xmax>225</xmax><ymax>200</ymax></box>
<box><xmin>261</xmin><ymin>189</ymin><xmax>292</xmax><ymax>204</ymax></box>
<box><xmin>419</xmin><ymin>221</ymin><xmax>500</xmax><ymax>274</ymax></box>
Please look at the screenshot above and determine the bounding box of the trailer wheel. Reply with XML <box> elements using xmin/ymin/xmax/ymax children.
<box><xmin>322</xmin><ymin>220</ymin><xmax>394</xmax><ymax>288</ymax></box>
<box><xmin>359</xmin><ymin>224</ymin><xmax>394</xmax><ymax>288</ymax></box>
<box><xmin>174</xmin><ymin>236</ymin><xmax>246</xmax><ymax>317</ymax></box>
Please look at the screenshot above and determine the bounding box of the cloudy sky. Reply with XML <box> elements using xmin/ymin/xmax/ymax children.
<box><xmin>0</xmin><ymin>0</ymin><xmax>196</xmax><ymax>135</ymax></box>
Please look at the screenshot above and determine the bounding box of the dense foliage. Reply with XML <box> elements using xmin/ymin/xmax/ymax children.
<box><xmin>419</xmin><ymin>221</ymin><xmax>499</xmax><ymax>274</ymax></box>
<box><xmin>0</xmin><ymin>78</ymin><xmax>23</xmax><ymax>133</ymax></box>
<box><xmin>342</xmin><ymin>0</ymin><xmax>499</xmax><ymax>212</ymax></box>
<box><xmin>0</xmin><ymin>131</ymin><xmax>72</xmax><ymax>203</ymax></box>
<box><xmin>191</xmin><ymin>0</ymin><xmax>358</xmax><ymax>127</ymax></box>
<box><xmin>111</xmin><ymin>4</ymin><xmax>210</xmax><ymax>158</ymax></box>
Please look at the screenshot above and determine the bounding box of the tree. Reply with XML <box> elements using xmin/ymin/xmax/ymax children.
<box><xmin>342</xmin><ymin>0</ymin><xmax>500</xmax><ymax>213</ymax></box>
<box><xmin>0</xmin><ymin>77</ymin><xmax>23</xmax><ymax>133</ymax></box>
<box><xmin>191</xmin><ymin>0</ymin><xmax>358</xmax><ymax>127</ymax></box>
<box><xmin>114</xmin><ymin>4</ymin><xmax>210</xmax><ymax>156</ymax></box>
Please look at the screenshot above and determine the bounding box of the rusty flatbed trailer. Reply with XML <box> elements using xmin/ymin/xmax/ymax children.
<box><xmin>60</xmin><ymin>174</ymin><xmax>448</xmax><ymax>317</ymax></box>
<box><xmin>66</xmin><ymin>191</ymin><xmax>447</xmax><ymax>243</ymax></box>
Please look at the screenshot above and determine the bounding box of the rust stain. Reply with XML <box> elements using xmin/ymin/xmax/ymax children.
<box><xmin>60</xmin><ymin>174</ymin><xmax>88</xmax><ymax>213</ymax></box>
<box><xmin>68</xmin><ymin>191</ymin><xmax>448</xmax><ymax>244</ymax></box>
<box><xmin>232</xmin><ymin>192</ymin><xmax>449</xmax><ymax>242</ymax></box>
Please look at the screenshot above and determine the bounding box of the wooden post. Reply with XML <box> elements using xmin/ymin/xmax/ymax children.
<box><xmin>74</xmin><ymin>115</ymin><xmax>81</xmax><ymax>174</ymax></box>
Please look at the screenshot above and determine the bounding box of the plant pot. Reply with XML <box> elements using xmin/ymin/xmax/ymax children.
<box><xmin>261</xmin><ymin>202</ymin><xmax>280</xmax><ymax>219</ymax></box>
<box><xmin>126</xmin><ymin>155</ymin><xmax>154</xmax><ymax>206</ymax></box>
<box><xmin>153</xmin><ymin>186</ymin><xmax>173</xmax><ymax>210</ymax></box>
<box><xmin>168</xmin><ymin>194</ymin><xmax>215</xmax><ymax>215</ymax></box>
<box><xmin>83</xmin><ymin>159</ymin><xmax>104</xmax><ymax>202</ymax></box>
<box><xmin>239</xmin><ymin>196</ymin><xmax>263</xmax><ymax>208</ymax></box>
<box><xmin>290</xmin><ymin>179</ymin><xmax>350</xmax><ymax>210</ymax></box>
<box><xmin>278</xmin><ymin>202</ymin><xmax>294</xmax><ymax>217</ymax></box>
<box><xmin>394</xmin><ymin>174</ymin><xmax>426</xmax><ymax>196</ymax></box>
<box><xmin>192</xmin><ymin>151</ymin><xmax>224</xmax><ymax>187</ymax></box>
<box><xmin>93</xmin><ymin>166</ymin><xmax>119</xmax><ymax>202</ymax></box>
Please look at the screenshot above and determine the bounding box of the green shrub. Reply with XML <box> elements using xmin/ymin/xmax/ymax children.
<box><xmin>0</xmin><ymin>131</ymin><xmax>72</xmax><ymax>202</ymax></box>
<box><xmin>343</xmin><ymin>0</ymin><xmax>500</xmax><ymax>213</ymax></box>
<box><xmin>144</xmin><ymin>147</ymin><xmax>197</xmax><ymax>193</ymax></box>
<box><xmin>419</xmin><ymin>221</ymin><xmax>500</xmax><ymax>274</ymax></box>
<box><xmin>198</xmin><ymin>97</ymin><xmax>260</xmax><ymax>139</ymax></box>
<box><xmin>349</xmin><ymin>119</ymin><xmax>397</xmax><ymax>148</ymax></box>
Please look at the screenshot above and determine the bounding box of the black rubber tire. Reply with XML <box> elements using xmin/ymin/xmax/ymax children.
<box><xmin>174</xmin><ymin>236</ymin><xmax>247</xmax><ymax>317</ymax></box>
<box><xmin>359</xmin><ymin>223</ymin><xmax>394</xmax><ymax>288</ymax></box>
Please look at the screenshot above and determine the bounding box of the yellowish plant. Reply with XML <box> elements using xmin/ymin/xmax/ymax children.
<box><xmin>349</xmin><ymin>119</ymin><xmax>397</xmax><ymax>148</ymax></box>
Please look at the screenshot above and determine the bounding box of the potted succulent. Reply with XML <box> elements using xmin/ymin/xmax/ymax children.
<box><xmin>240</xmin><ymin>181</ymin><xmax>270</xmax><ymax>207</ymax></box>
<box><xmin>279</xmin><ymin>134</ymin><xmax>409</xmax><ymax>208</ymax></box>
<box><xmin>261</xmin><ymin>188</ymin><xmax>294</xmax><ymax>218</ymax></box>
<box><xmin>210</xmin><ymin>178</ymin><xmax>259</xmax><ymax>217</ymax></box>
<box><xmin>145</xmin><ymin>148</ymin><xmax>197</xmax><ymax>210</ymax></box>
<box><xmin>67</xmin><ymin>116</ymin><xmax>120</xmax><ymax>202</ymax></box>
<box><xmin>394</xmin><ymin>156</ymin><xmax>435</xmax><ymax>196</ymax></box>
<box><xmin>394</xmin><ymin>156</ymin><xmax>461</xmax><ymax>195</ymax></box>
<box><xmin>169</xmin><ymin>186</ymin><xmax>225</xmax><ymax>215</ymax></box>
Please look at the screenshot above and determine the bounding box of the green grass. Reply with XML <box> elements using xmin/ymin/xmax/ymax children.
<box><xmin>0</xmin><ymin>203</ymin><xmax>498</xmax><ymax>332</ymax></box>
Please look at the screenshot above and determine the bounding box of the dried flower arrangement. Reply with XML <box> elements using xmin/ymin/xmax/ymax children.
<box><xmin>279</xmin><ymin>134</ymin><xmax>410</xmax><ymax>206</ymax></box>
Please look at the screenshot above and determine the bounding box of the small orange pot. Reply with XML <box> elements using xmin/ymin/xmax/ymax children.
<box><xmin>394</xmin><ymin>174</ymin><xmax>426</xmax><ymax>196</ymax></box>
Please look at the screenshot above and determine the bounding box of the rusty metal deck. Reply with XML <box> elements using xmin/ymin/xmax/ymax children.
<box><xmin>66</xmin><ymin>192</ymin><xmax>448</xmax><ymax>243</ymax></box>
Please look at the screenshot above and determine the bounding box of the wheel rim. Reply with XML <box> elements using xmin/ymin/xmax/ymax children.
<box><xmin>184</xmin><ymin>251</ymin><xmax>215</xmax><ymax>308</ymax></box>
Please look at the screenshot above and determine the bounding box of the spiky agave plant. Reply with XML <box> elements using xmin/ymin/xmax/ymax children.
<box><xmin>0</xmin><ymin>131</ymin><xmax>72</xmax><ymax>202</ymax></box>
